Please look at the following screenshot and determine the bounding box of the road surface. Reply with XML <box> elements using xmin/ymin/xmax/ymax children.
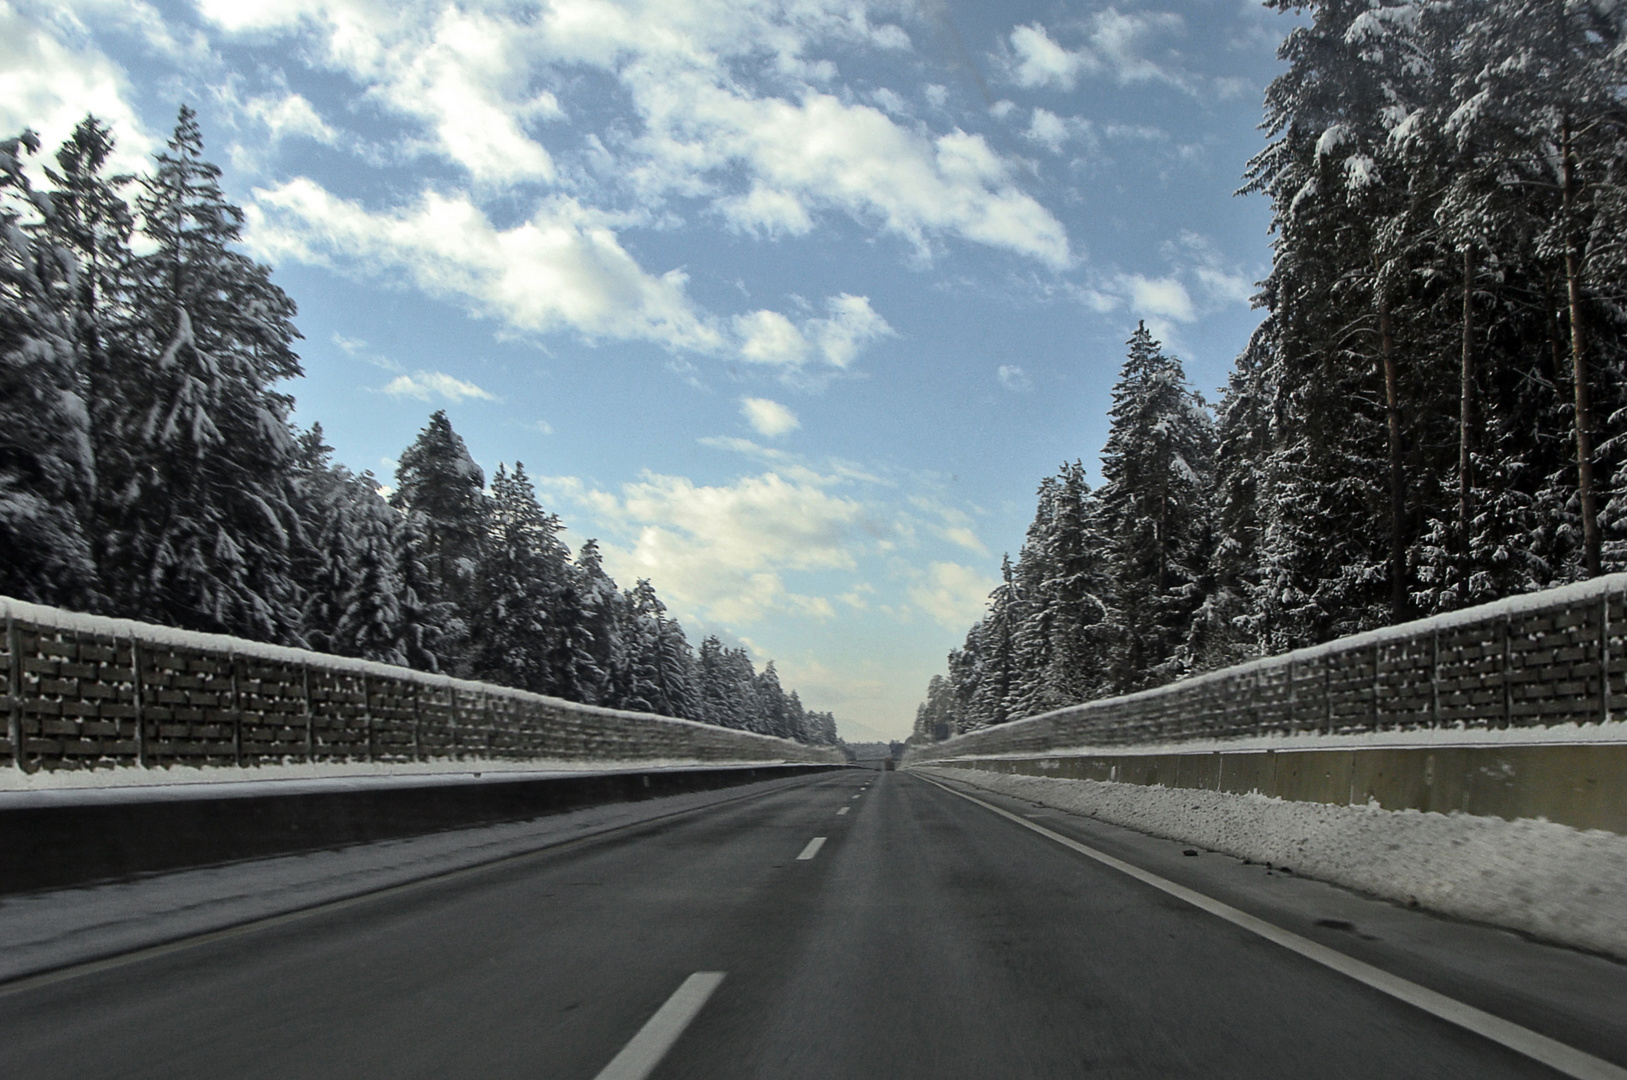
<box><xmin>1</xmin><ymin>769</ymin><xmax>1622</xmax><ymax>1079</ymax></box>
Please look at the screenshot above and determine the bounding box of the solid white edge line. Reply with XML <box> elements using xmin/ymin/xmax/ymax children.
<box><xmin>916</xmin><ymin>774</ymin><xmax>1627</xmax><ymax>1080</ymax></box>
<box><xmin>836</xmin><ymin>807</ymin><xmax>850</xmax><ymax>815</ymax></box>
<box><xmin>593</xmin><ymin>971</ymin><xmax>726</xmax><ymax>1080</ymax></box>
<box><xmin>796</xmin><ymin>836</ymin><xmax>828</xmax><ymax>860</ymax></box>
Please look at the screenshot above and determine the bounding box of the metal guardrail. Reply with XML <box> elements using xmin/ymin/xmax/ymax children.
<box><xmin>913</xmin><ymin>574</ymin><xmax>1627</xmax><ymax>761</ymax></box>
<box><xmin>0</xmin><ymin>597</ymin><xmax>842</xmax><ymax>773</ymax></box>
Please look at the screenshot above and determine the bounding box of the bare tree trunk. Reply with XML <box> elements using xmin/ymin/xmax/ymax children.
<box><xmin>1459</xmin><ymin>245</ymin><xmax>1475</xmax><ymax>574</ymax></box>
<box><xmin>1561</xmin><ymin>115</ymin><xmax>1601</xmax><ymax>576</ymax></box>
<box><xmin>1378</xmin><ymin>286</ymin><xmax>1407</xmax><ymax>622</ymax></box>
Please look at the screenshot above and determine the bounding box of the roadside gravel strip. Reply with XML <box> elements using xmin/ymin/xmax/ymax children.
<box><xmin>0</xmin><ymin>772</ymin><xmax>823</xmax><ymax>986</ymax></box>
<box><xmin>912</xmin><ymin>765</ymin><xmax>1627</xmax><ymax>960</ymax></box>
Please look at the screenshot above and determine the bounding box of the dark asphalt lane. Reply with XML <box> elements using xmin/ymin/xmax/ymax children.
<box><xmin>0</xmin><ymin>770</ymin><xmax>1605</xmax><ymax>1079</ymax></box>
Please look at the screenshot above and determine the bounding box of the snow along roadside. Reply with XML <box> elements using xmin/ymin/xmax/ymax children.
<box><xmin>913</xmin><ymin>766</ymin><xmax>1627</xmax><ymax>961</ymax></box>
<box><xmin>0</xmin><ymin>772</ymin><xmax>816</xmax><ymax>985</ymax></box>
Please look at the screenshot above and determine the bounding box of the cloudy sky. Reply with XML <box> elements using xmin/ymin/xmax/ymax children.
<box><xmin>6</xmin><ymin>0</ymin><xmax>1294</xmax><ymax>740</ymax></box>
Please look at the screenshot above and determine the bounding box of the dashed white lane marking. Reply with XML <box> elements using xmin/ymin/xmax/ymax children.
<box><xmin>593</xmin><ymin>971</ymin><xmax>726</xmax><ymax>1080</ymax></box>
<box><xmin>850</xmin><ymin>794</ymin><xmax>861</xmax><ymax>800</ymax></box>
<box><xmin>836</xmin><ymin>807</ymin><xmax>850</xmax><ymax>816</ymax></box>
<box><xmin>796</xmin><ymin>836</ymin><xmax>828</xmax><ymax>860</ymax></box>
<box><xmin>920</xmin><ymin>776</ymin><xmax>1627</xmax><ymax>1080</ymax></box>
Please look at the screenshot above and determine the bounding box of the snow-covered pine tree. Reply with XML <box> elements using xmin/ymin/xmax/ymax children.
<box><xmin>390</xmin><ymin>410</ymin><xmax>489</xmax><ymax>674</ymax></box>
<box><xmin>1452</xmin><ymin>0</ymin><xmax>1627</xmax><ymax>578</ymax></box>
<box><xmin>1203</xmin><ymin>319</ymin><xmax>1274</xmax><ymax>664</ymax></box>
<box><xmin>1005</xmin><ymin>461</ymin><xmax>1115</xmax><ymax>718</ymax></box>
<box><xmin>804</xmin><ymin>707</ymin><xmax>838</xmax><ymax>745</ymax></box>
<box><xmin>756</xmin><ymin>660</ymin><xmax>790</xmax><ymax>739</ymax></box>
<box><xmin>330</xmin><ymin>473</ymin><xmax>408</xmax><ymax>665</ymax></box>
<box><xmin>0</xmin><ymin>131</ymin><xmax>99</xmax><ymax>607</ymax></box>
<box><xmin>696</xmin><ymin>635</ymin><xmax>736</xmax><ymax>728</ymax></box>
<box><xmin>571</xmin><ymin>539</ymin><xmax>625</xmax><ymax>707</ymax></box>
<box><xmin>1098</xmin><ymin>323</ymin><xmax>1216</xmax><ymax>692</ymax></box>
<box><xmin>724</xmin><ymin>646</ymin><xmax>767</xmax><ymax>733</ymax></box>
<box><xmin>40</xmin><ymin>117</ymin><xmax>135</xmax><ymax>586</ymax></box>
<box><xmin>615</xmin><ymin>578</ymin><xmax>702</xmax><ymax>719</ymax></box>
<box><xmin>291</xmin><ymin>424</ymin><xmax>348</xmax><ymax>653</ymax></box>
<box><xmin>105</xmin><ymin>107</ymin><xmax>303</xmax><ymax>641</ymax></box>
<box><xmin>913</xmin><ymin>673</ymin><xmax>956</xmax><ymax>741</ymax></box>
<box><xmin>393</xmin><ymin>505</ymin><xmax>446</xmax><ymax>672</ymax></box>
<box><xmin>468</xmin><ymin>462</ymin><xmax>565</xmax><ymax>694</ymax></box>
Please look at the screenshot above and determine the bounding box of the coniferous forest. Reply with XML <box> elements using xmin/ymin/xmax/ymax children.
<box><xmin>0</xmin><ymin>108</ymin><xmax>838</xmax><ymax>747</ymax></box>
<box><xmin>916</xmin><ymin>0</ymin><xmax>1627</xmax><ymax>740</ymax></box>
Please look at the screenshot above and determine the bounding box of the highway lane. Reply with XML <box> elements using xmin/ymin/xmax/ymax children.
<box><xmin>0</xmin><ymin>769</ymin><xmax>1613</xmax><ymax>1079</ymax></box>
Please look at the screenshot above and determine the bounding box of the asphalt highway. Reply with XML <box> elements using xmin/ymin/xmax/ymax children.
<box><xmin>0</xmin><ymin>769</ymin><xmax>1620</xmax><ymax>1079</ymax></box>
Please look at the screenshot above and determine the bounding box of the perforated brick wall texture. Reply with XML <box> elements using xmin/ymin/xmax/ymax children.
<box><xmin>0</xmin><ymin>598</ymin><xmax>843</xmax><ymax>773</ymax></box>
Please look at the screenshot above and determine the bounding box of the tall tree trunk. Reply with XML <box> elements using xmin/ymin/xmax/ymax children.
<box><xmin>1459</xmin><ymin>246</ymin><xmax>1475</xmax><ymax>577</ymax></box>
<box><xmin>1378</xmin><ymin>284</ymin><xmax>1407</xmax><ymax>622</ymax></box>
<box><xmin>1561</xmin><ymin>115</ymin><xmax>1601</xmax><ymax>576</ymax></box>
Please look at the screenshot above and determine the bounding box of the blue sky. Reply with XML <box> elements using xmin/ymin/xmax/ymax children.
<box><xmin>5</xmin><ymin>0</ymin><xmax>1294</xmax><ymax>740</ymax></box>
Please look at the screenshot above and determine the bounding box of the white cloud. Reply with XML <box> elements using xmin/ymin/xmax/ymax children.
<box><xmin>0</xmin><ymin>1</ymin><xmax>154</xmax><ymax>177</ymax></box>
<box><xmin>997</xmin><ymin>364</ymin><xmax>1032</xmax><ymax>392</ymax></box>
<box><xmin>199</xmin><ymin>0</ymin><xmax>556</xmax><ymax>185</ymax></box>
<box><xmin>382</xmin><ymin>370</ymin><xmax>497</xmax><ymax>402</ymax></box>
<box><xmin>659</xmin><ymin>85</ymin><xmax>1070</xmax><ymax>267</ymax></box>
<box><xmin>905</xmin><ymin>494</ymin><xmax>989</xmax><ymax>556</ymax></box>
<box><xmin>733</xmin><ymin>293</ymin><xmax>893</xmax><ymax>370</ymax></box>
<box><xmin>908</xmin><ymin>561</ymin><xmax>996</xmax><ymax>629</ymax></box>
<box><xmin>735</xmin><ymin>309</ymin><xmax>809</xmax><ymax>365</ymax></box>
<box><xmin>1024</xmin><ymin>107</ymin><xmax>1072</xmax><ymax>154</ymax></box>
<box><xmin>1172</xmin><ymin>230</ymin><xmax>1255</xmax><ymax>307</ymax></box>
<box><xmin>1120</xmin><ymin>273</ymin><xmax>1196</xmax><ymax>323</ymax></box>
<box><xmin>545</xmin><ymin>468</ymin><xmax>872</xmax><ymax>625</ymax></box>
<box><xmin>740</xmin><ymin>397</ymin><xmax>800</xmax><ymax>438</ymax></box>
<box><xmin>197</xmin><ymin>0</ymin><xmax>1068</xmax><ymax>265</ymax></box>
<box><xmin>253</xmin><ymin>179</ymin><xmax>891</xmax><ymax>368</ymax></box>
<box><xmin>1081</xmin><ymin>233</ymin><xmax>1255</xmax><ymax>332</ymax></box>
<box><xmin>809</xmin><ymin>294</ymin><xmax>893</xmax><ymax>367</ymax></box>
<box><xmin>243</xmin><ymin>91</ymin><xmax>337</xmax><ymax>145</ymax></box>
<box><xmin>1006</xmin><ymin>14</ymin><xmax>1187</xmax><ymax>93</ymax></box>
<box><xmin>248</xmin><ymin>177</ymin><xmax>726</xmax><ymax>353</ymax></box>
<box><xmin>1008</xmin><ymin>23</ymin><xmax>1092</xmax><ymax>90</ymax></box>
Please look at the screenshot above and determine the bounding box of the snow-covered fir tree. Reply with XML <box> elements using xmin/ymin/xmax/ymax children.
<box><xmin>0</xmin><ymin>131</ymin><xmax>99</xmax><ymax>608</ymax></box>
<box><xmin>389</xmin><ymin>409</ymin><xmax>489</xmax><ymax>675</ymax></box>
<box><xmin>103</xmin><ymin>107</ymin><xmax>304</xmax><ymax>640</ymax></box>
<box><xmin>0</xmin><ymin>106</ymin><xmax>840</xmax><ymax>743</ymax></box>
<box><xmin>468</xmin><ymin>462</ymin><xmax>567</xmax><ymax>694</ymax></box>
<box><xmin>1097</xmin><ymin>323</ymin><xmax>1216</xmax><ymax>692</ymax></box>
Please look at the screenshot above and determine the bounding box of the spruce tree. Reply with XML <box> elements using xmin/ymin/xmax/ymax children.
<box><xmin>0</xmin><ymin>131</ymin><xmax>99</xmax><ymax>607</ymax></box>
<box><xmin>390</xmin><ymin>410</ymin><xmax>489</xmax><ymax>673</ymax></box>
<box><xmin>469</xmin><ymin>462</ymin><xmax>564</xmax><ymax>693</ymax></box>
<box><xmin>1098</xmin><ymin>323</ymin><xmax>1216</xmax><ymax>691</ymax></box>
<box><xmin>108</xmin><ymin>106</ymin><xmax>303</xmax><ymax>641</ymax></box>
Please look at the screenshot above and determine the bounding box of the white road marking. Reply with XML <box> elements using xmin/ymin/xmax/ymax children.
<box><xmin>919</xmin><ymin>775</ymin><xmax>1627</xmax><ymax>1080</ymax></box>
<box><xmin>796</xmin><ymin>836</ymin><xmax>828</xmax><ymax>860</ymax></box>
<box><xmin>851</xmin><ymin>794</ymin><xmax>861</xmax><ymax>799</ymax></box>
<box><xmin>836</xmin><ymin>807</ymin><xmax>850</xmax><ymax>816</ymax></box>
<box><xmin>593</xmin><ymin>971</ymin><xmax>725</xmax><ymax>1080</ymax></box>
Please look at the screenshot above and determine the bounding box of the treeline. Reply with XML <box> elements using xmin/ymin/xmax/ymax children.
<box><xmin>0</xmin><ymin>108</ymin><xmax>837</xmax><ymax>746</ymax></box>
<box><xmin>916</xmin><ymin>0</ymin><xmax>1627</xmax><ymax>738</ymax></box>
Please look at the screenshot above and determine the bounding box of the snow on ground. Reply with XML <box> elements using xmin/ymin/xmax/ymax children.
<box><xmin>0</xmin><ymin>773</ymin><xmax>815</xmax><ymax>983</ymax></box>
<box><xmin>914</xmin><ymin>719</ymin><xmax>1627</xmax><ymax>761</ymax></box>
<box><xmin>0</xmin><ymin>758</ymin><xmax>793</xmax><ymax>804</ymax></box>
<box><xmin>915</xmin><ymin>766</ymin><xmax>1627</xmax><ymax>961</ymax></box>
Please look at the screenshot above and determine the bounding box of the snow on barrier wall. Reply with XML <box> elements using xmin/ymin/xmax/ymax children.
<box><xmin>914</xmin><ymin>572</ymin><xmax>1627</xmax><ymax>759</ymax></box>
<box><xmin>0</xmin><ymin>597</ymin><xmax>843</xmax><ymax>773</ymax></box>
